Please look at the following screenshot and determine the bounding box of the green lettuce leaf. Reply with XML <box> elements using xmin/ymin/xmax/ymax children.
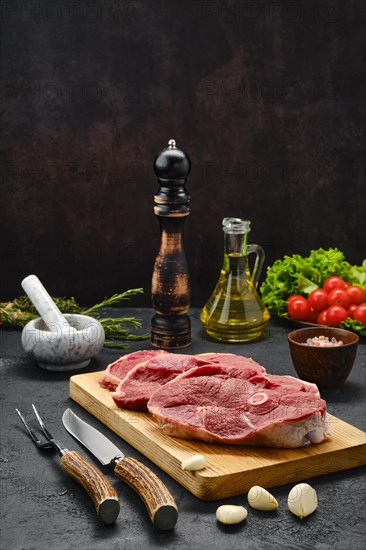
<box><xmin>341</xmin><ymin>317</ymin><xmax>366</xmax><ymax>337</ymax></box>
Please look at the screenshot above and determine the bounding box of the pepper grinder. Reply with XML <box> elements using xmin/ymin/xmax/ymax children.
<box><xmin>151</xmin><ymin>139</ymin><xmax>191</xmax><ymax>349</ymax></box>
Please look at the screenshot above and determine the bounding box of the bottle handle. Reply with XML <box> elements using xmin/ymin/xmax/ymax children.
<box><xmin>246</xmin><ymin>244</ymin><xmax>265</xmax><ymax>288</ymax></box>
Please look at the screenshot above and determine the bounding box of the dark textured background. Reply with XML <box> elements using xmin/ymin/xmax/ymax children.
<box><xmin>1</xmin><ymin>0</ymin><xmax>365</xmax><ymax>307</ymax></box>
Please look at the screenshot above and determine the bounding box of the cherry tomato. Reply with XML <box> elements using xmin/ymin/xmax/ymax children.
<box><xmin>353</xmin><ymin>303</ymin><xmax>366</xmax><ymax>324</ymax></box>
<box><xmin>286</xmin><ymin>295</ymin><xmax>306</xmax><ymax>314</ymax></box>
<box><xmin>346</xmin><ymin>285</ymin><xmax>366</xmax><ymax>305</ymax></box>
<box><xmin>323</xmin><ymin>276</ymin><xmax>346</xmax><ymax>293</ymax></box>
<box><xmin>326</xmin><ymin>305</ymin><xmax>349</xmax><ymax>326</ymax></box>
<box><xmin>308</xmin><ymin>289</ymin><xmax>329</xmax><ymax>311</ymax></box>
<box><xmin>317</xmin><ymin>309</ymin><xmax>328</xmax><ymax>325</ymax></box>
<box><xmin>327</xmin><ymin>288</ymin><xmax>350</xmax><ymax>308</ymax></box>
<box><xmin>348</xmin><ymin>304</ymin><xmax>358</xmax><ymax>318</ymax></box>
<box><xmin>287</xmin><ymin>297</ymin><xmax>310</xmax><ymax>321</ymax></box>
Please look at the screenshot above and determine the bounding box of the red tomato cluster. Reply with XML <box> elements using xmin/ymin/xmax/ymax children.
<box><xmin>287</xmin><ymin>276</ymin><xmax>366</xmax><ymax>327</ymax></box>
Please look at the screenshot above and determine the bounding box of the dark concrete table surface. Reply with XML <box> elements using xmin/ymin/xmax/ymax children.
<box><xmin>1</xmin><ymin>309</ymin><xmax>365</xmax><ymax>550</ymax></box>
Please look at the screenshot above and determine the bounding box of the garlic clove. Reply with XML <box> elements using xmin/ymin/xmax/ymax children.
<box><xmin>181</xmin><ymin>453</ymin><xmax>207</xmax><ymax>471</ymax></box>
<box><xmin>247</xmin><ymin>485</ymin><xmax>279</xmax><ymax>511</ymax></box>
<box><xmin>288</xmin><ymin>483</ymin><xmax>318</xmax><ymax>519</ymax></box>
<box><xmin>216</xmin><ymin>505</ymin><xmax>248</xmax><ymax>525</ymax></box>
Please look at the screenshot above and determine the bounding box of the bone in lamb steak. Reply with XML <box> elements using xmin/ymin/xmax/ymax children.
<box><xmin>110</xmin><ymin>353</ymin><xmax>267</xmax><ymax>410</ymax></box>
<box><xmin>147</xmin><ymin>363</ymin><xmax>330</xmax><ymax>448</ymax></box>
<box><xmin>98</xmin><ymin>349</ymin><xmax>168</xmax><ymax>391</ymax></box>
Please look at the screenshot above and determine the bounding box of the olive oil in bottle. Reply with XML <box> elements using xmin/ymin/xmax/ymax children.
<box><xmin>200</xmin><ymin>218</ymin><xmax>270</xmax><ymax>343</ymax></box>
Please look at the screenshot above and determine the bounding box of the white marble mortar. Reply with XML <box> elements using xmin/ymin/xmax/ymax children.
<box><xmin>21</xmin><ymin>314</ymin><xmax>105</xmax><ymax>371</ymax></box>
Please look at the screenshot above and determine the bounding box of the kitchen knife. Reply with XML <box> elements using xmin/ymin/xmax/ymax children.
<box><xmin>62</xmin><ymin>408</ymin><xmax>178</xmax><ymax>530</ymax></box>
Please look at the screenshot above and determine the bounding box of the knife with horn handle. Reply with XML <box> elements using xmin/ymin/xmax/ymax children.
<box><xmin>62</xmin><ymin>408</ymin><xmax>178</xmax><ymax>530</ymax></box>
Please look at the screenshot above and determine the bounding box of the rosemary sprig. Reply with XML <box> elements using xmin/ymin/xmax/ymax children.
<box><xmin>97</xmin><ymin>317</ymin><xmax>149</xmax><ymax>343</ymax></box>
<box><xmin>82</xmin><ymin>289</ymin><xmax>144</xmax><ymax>316</ymax></box>
<box><xmin>0</xmin><ymin>289</ymin><xmax>149</xmax><ymax>348</ymax></box>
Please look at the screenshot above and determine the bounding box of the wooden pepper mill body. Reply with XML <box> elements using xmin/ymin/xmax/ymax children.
<box><xmin>151</xmin><ymin>139</ymin><xmax>191</xmax><ymax>349</ymax></box>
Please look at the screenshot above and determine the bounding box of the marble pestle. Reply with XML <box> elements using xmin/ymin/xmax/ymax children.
<box><xmin>21</xmin><ymin>274</ymin><xmax>77</xmax><ymax>334</ymax></box>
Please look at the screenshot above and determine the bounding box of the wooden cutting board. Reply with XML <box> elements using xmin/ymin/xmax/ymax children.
<box><xmin>70</xmin><ymin>371</ymin><xmax>366</xmax><ymax>500</ymax></box>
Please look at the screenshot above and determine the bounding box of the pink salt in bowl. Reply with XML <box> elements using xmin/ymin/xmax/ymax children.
<box><xmin>287</xmin><ymin>326</ymin><xmax>359</xmax><ymax>391</ymax></box>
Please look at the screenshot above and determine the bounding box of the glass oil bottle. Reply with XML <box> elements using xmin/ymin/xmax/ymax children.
<box><xmin>200</xmin><ymin>218</ymin><xmax>270</xmax><ymax>342</ymax></box>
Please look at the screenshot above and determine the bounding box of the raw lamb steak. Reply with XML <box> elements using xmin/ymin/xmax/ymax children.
<box><xmin>147</xmin><ymin>364</ymin><xmax>330</xmax><ymax>448</ymax></box>
<box><xmin>110</xmin><ymin>352</ymin><xmax>267</xmax><ymax>410</ymax></box>
<box><xmin>111</xmin><ymin>354</ymin><xmax>215</xmax><ymax>410</ymax></box>
<box><xmin>98</xmin><ymin>350</ymin><xmax>168</xmax><ymax>391</ymax></box>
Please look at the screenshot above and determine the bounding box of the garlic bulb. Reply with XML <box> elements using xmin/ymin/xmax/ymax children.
<box><xmin>288</xmin><ymin>483</ymin><xmax>318</xmax><ymax>519</ymax></box>
<box><xmin>181</xmin><ymin>453</ymin><xmax>207</xmax><ymax>471</ymax></box>
<box><xmin>247</xmin><ymin>486</ymin><xmax>279</xmax><ymax>511</ymax></box>
<box><xmin>216</xmin><ymin>505</ymin><xmax>248</xmax><ymax>524</ymax></box>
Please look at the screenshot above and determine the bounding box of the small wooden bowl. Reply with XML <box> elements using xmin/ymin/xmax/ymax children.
<box><xmin>288</xmin><ymin>327</ymin><xmax>359</xmax><ymax>390</ymax></box>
